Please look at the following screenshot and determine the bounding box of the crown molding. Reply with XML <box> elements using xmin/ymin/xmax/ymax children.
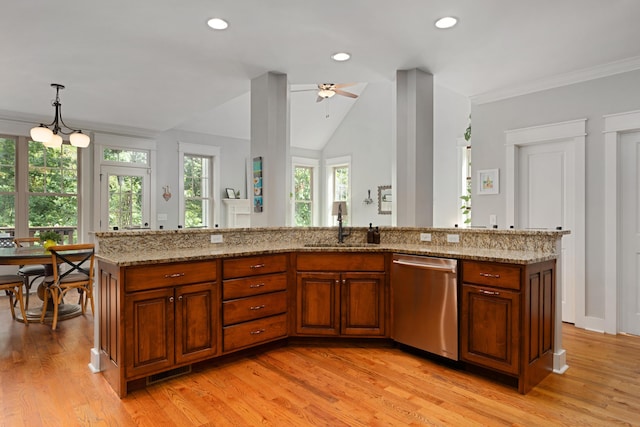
<box><xmin>471</xmin><ymin>55</ymin><xmax>640</xmax><ymax>105</ymax></box>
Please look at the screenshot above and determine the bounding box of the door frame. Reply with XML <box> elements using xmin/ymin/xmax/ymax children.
<box><xmin>505</xmin><ymin>118</ymin><xmax>585</xmax><ymax>374</ymax></box>
<box><xmin>603</xmin><ymin>109</ymin><xmax>640</xmax><ymax>334</ymax></box>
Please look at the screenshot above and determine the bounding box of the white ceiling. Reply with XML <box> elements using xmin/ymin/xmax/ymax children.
<box><xmin>2</xmin><ymin>0</ymin><xmax>640</xmax><ymax>147</ymax></box>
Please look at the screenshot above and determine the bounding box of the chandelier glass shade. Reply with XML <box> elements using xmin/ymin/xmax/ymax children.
<box><xmin>30</xmin><ymin>83</ymin><xmax>90</xmax><ymax>148</ymax></box>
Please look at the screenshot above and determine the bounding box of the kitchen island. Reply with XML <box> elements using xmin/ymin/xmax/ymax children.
<box><xmin>93</xmin><ymin>227</ymin><xmax>567</xmax><ymax>397</ymax></box>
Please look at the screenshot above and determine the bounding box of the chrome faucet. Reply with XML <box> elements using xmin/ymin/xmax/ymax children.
<box><xmin>337</xmin><ymin>203</ymin><xmax>349</xmax><ymax>243</ymax></box>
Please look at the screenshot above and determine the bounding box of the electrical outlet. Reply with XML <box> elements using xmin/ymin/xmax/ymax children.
<box><xmin>447</xmin><ymin>234</ymin><xmax>460</xmax><ymax>243</ymax></box>
<box><xmin>157</xmin><ymin>213</ymin><xmax>168</xmax><ymax>221</ymax></box>
<box><xmin>420</xmin><ymin>233</ymin><xmax>432</xmax><ymax>242</ymax></box>
<box><xmin>210</xmin><ymin>234</ymin><xmax>223</xmax><ymax>244</ymax></box>
<box><xmin>489</xmin><ymin>214</ymin><xmax>497</xmax><ymax>226</ymax></box>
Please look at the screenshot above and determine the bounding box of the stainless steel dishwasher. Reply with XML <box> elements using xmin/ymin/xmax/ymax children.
<box><xmin>391</xmin><ymin>254</ymin><xmax>458</xmax><ymax>360</ymax></box>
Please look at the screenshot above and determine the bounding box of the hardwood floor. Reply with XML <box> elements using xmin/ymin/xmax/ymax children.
<box><xmin>1</xmin><ymin>295</ymin><xmax>639</xmax><ymax>426</ymax></box>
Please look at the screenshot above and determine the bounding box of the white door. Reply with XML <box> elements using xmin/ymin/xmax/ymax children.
<box><xmin>620</xmin><ymin>131</ymin><xmax>640</xmax><ymax>335</ymax></box>
<box><xmin>100</xmin><ymin>165</ymin><xmax>150</xmax><ymax>230</ymax></box>
<box><xmin>519</xmin><ymin>140</ymin><xmax>576</xmax><ymax>323</ymax></box>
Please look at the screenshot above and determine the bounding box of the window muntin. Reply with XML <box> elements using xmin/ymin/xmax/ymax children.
<box><xmin>103</xmin><ymin>148</ymin><xmax>148</xmax><ymax>165</ymax></box>
<box><xmin>0</xmin><ymin>137</ymin><xmax>16</xmax><ymax>229</ymax></box>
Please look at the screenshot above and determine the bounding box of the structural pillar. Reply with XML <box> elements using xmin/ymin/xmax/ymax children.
<box><xmin>395</xmin><ymin>69</ymin><xmax>434</xmax><ymax>227</ymax></box>
<box><xmin>250</xmin><ymin>72</ymin><xmax>290</xmax><ymax>227</ymax></box>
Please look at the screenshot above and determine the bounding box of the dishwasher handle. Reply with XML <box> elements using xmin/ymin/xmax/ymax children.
<box><xmin>392</xmin><ymin>259</ymin><xmax>457</xmax><ymax>274</ymax></box>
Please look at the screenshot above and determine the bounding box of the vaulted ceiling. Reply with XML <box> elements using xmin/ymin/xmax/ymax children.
<box><xmin>2</xmin><ymin>0</ymin><xmax>640</xmax><ymax>149</ymax></box>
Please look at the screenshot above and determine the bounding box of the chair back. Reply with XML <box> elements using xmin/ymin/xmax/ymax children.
<box><xmin>14</xmin><ymin>237</ymin><xmax>41</xmax><ymax>248</ymax></box>
<box><xmin>48</xmin><ymin>243</ymin><xmax>95</xmax><ymax>284</ymax></box>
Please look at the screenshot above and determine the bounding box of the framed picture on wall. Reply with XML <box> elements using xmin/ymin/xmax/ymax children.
<box><xmin>477</xmin><ymin>169</ymin><xmax>499</xmax><ymax>195</ymax></box>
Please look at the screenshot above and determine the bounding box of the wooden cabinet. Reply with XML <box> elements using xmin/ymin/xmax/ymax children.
<box><xmin>294</xmin><ymin>253</ymin><xmax>387</xmax><ymax>337</ymax></box>
<box><xmin>222</xmin><ymin>254</ymin><xmax>288</xmax><ymax>352</ymax></box>
<box><xmin>460</xmin><ymin>259</ymin><xmax>555</xmax><ymax>394</ymax></box>
<box><xmin>99</xmin><ymin>259</ymin><xmax>219</xmax><ymax>397</ymax></box>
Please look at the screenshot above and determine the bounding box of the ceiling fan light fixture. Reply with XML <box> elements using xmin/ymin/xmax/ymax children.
<box><xmin>331</xmin><ymin>52</ymin><xmax>351</xmax><ymax>62</ymax></box>
<box><xmin>435</xmin><ymin>16</ymin><xmax>458</xmax><ymax>29</ymax></box>
<box><xmin>207</xmin><ymin>18</ymin><xmax>229</xmax><ymax>30</ymax></box>
<box><xmin>318</xmin><ymin>89</ymin><xmax>336</xmax><ymax>98</ymax></box>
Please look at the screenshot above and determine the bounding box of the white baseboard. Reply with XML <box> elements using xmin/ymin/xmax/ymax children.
<box><xmin>553</xmin><ymin>349</ymin><xmax>569</xmax><ymax>374</ymax></box>
<box><xmin>88</xmin><ymin>347</ymin><xmax>101</xmax><ymax>373</ymax></box>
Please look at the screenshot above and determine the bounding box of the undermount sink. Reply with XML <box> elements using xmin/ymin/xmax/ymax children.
<box><xmin>303</xmin><ymin>242</ymin><xmax>371</xmax><ymax>248</ymax></box>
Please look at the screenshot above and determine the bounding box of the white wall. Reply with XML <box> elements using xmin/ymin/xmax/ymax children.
<box><xmin>433</xmin><ymin>83</ymin><xmax>471</xmax><ymax>227</ymax></box>
<box><xmin>471</xmin><ymin>68</ymin><xmax>640</xmax><ymax>322</ymax></box>
<box><xmin>322</xmin><ymin>81</ymin><xmax>394</xmax><ymax>227</ymax></box>
<box><xmin>156</xmin><ymin>129</ymin><xmax>249</xmax><ymax>229</ymax></box>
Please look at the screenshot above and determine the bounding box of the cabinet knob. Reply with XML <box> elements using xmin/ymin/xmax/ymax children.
<box><xmin>342</xmin><ymin>279</ymin><xmax>346</xmax><ymax>285</ymax></box>
<box><xmin>169</xmin><ymin>296</ymin><xmax>174</xmax><ymax>303</ymax></box>
<box><xmin>335</xmin><ymin>280</ymin><xmax>340</xmax><ymax>285</ymax></box>
<box><xmin>178</xmin><ymin>295</ymin><xmax>183</xmax><ymax>301</ymax></box>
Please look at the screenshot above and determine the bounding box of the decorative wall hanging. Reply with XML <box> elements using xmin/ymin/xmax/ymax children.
<box><xmin>162</xmin><ymin>186</ymin><xmax>172</xmax><ymax>201</ymax></box>
<box><xmin>477</xmin><ymin>169</ymin><xmax>499</xmax><ymax>195</ymax></box>
<box><xmin>253</xmin><ymin>156</ymin><xmax>263</xmax><ymax>212</ymax></box>
<box><xmin>378</xmin><ymin>185</ymin><xmax>392</xmax><ymax>214</ymax></box>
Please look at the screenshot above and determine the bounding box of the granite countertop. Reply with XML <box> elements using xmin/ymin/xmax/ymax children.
<box><xmin>96</xmin><ymin>242</ymin><xmax>558</xmax><ymax>267</ymax></box>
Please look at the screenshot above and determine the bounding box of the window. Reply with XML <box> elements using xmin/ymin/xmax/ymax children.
<box><xmin>0</xmin><ymin>137</ymin><xmax>16</xmax><ymax>233</ymax></box>
<box><xmin>0</xmin><ymin>135</ymin><xmax>80</xmax><ymax>243</ymax></box>
<box><xmin>291</xmin><ymin>157</ymin><xmax>319</xmax><ymax>227</ymax></box>
<box><xmin>293</xmin><ymin>165</ymin><xmax>313</xmax><ymax>226</ymax></box>
<box><xmin>326</xmin><ymin>156</ymin><xmax>351</xmax><ymax>225</ymax></box>
<box><xmin>183</xmin><ymin>154</ymin><xmax>212</xmax><ymax>228</ymax></box>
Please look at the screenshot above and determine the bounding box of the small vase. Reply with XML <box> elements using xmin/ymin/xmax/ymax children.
<box><xmin>43</xmin><ymin>239</ymin><xmax>56</xmax><ymax>250</ymax></box>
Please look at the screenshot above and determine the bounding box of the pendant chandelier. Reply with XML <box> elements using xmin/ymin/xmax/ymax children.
<box><xmin>30</xmin><ymin>83</ymin><xmax>90</xmax><ymax>148</ymax></box>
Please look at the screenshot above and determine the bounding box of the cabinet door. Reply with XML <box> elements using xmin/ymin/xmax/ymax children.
<box><xmin>296</xmin><ymin>272</ymin><xmax>340</xmax><ymax>336</ymax></box>
<box><xmin>175</xmin><ymin>282</ymin><xmax>220</xmax><ymax>365</ymax></box>
<box><xmin>460</xmin><ymin>284</ymin><xmax>520</xmax><ymax>375</ymax></box>
<box><xmin>341</xmin><ymin>272</ymin><xmax>386</xmax><ymax>336</ymax></box>
<box><xmin>125</xmin><ymin>288</ymin><xmax>175</xmax><ymax>378</ymax></box>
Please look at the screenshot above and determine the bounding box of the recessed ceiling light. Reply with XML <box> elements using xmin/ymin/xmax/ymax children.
<box><xmin>331</xmin><ymin>52</ymin><xmax>351</xmax><ymax>62</ymax></box>
<box><xmin>207</xmin><ymin>18</ymin><xmax>229</xmax><ymax>30</ymax></box>
<box><xmin>435</xmin><ymin>16</ymin><xmax>457</xmax><ymax>29</ymax></box>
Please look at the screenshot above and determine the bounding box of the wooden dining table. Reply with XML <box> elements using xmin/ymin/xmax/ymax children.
<box><xmin>0</xmin><ymin>245</ymin><xmax>83</xmax><ymax>324</ymax></box>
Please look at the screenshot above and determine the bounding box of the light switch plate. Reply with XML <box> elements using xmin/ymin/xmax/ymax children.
<box><xmin>447</xmin><ymin>234</ymin><xmax>460</xmax><ymax>243</ymax></box>
<box><xmin>210</xmin><ymin>234</ymin><xmax>223</xmax><ymax>243</ymax></box>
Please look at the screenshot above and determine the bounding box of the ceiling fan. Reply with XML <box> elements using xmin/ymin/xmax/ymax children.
<box><xmin>293</xmin><ymin>83</ymin><xmax>359</xmax><ymax>102</ymax></box>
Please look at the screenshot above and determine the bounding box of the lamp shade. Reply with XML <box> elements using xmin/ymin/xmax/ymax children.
<box><xmin>30</xmin><ymin>125</ymin><xmax>53</xmax><ymax>143</ymax></box>
<box><xmin>70</xmin><ymin>131</ymin><xmax>90</xmax><ymax>147</ymax></box>
<box><xmin>43</xmin><ymin>133</ymin><xmax>63</xmax><ymax>148</ymax></box>
<box><xmin>332</xmin><ymin>201</ymin><xmax>347</xmax><ymax>216</ymax></box>
<box><xmin>318</xmin><ymin>89</ymin><xmax>336</xmax><ymax>99</ymax></box>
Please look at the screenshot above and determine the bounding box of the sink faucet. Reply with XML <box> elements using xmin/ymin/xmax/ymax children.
<box><xmin>337</xmin><ymin>203</ymin><xmax>349</xmax><ymax>243</ymax></box>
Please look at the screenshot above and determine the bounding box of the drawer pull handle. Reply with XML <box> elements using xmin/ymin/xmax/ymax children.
<box><xmin>250</xmin><ymin>329</ymin><xmax>266</xmax><ymax>335</ymax></box>
<box><xmin>249</xmin><ymin>283</ymin><xmax>265</xmax><ymax>288</ymax></box>
<box><xmin>165</xmin><ymin>273</ymin><xmax>185</xmax><ymax>279</ymax></box>
<box><xmin>479</xmin><ymin>273</ymin><xmax>501</xmax><ymax>279</ymax></box>
<box><xmin>250</xmin><ymin>263</ymin><xmax>265</xmax><ymax>269</ymax></box>
<box><xmin>479</xmin><ymin>289</ymin><xmax>500</xmax><ymax>296</ymax></box>
<box><xmin>250</xmin><ymin>305</ymin><xmax>265</xmax><ymax>310</ymax></box>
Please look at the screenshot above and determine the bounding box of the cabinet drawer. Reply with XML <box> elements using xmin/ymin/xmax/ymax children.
<box><xmin>223</xmin><ymin>314</ymin><xmax>287</xmax><ymax>352</ymax></box>
<box><xmin>223</xmin><ymin>291</ymin><xmax>288</xmax><ymax>326</ymax></box>
<box><xmin>462</xmin><ymin>261</ymin><xmax>521</xmax><ymax>291</ymax></box>
<box><xmin>223</xmin><ymin>272</ymin><xmax>287</xmax><ymax>300</ymax></box>
<box><xmin>124</xmin><ymin>260</ymin><xmax>217</xmax><ymax>292</ymax></box>
<box><xmin>223</xmin><ymin>254</ymin><xmax>287</xmax><ymax>279</ymax></box>
<box><xmin>296</xmin><ymin>253</ymin><xmax>385</xmax><ymax>272</ymax></box>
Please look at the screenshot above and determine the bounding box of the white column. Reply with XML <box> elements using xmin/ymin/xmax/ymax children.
<box><xmin>395</xmin><ymin>69</ymin><xmax>434</xmax><ymax>227</ymax></box>
<box><xmin>250</xmin><ymin>72</ymin><xmax>290</xmax><ymax>227</ymax></box>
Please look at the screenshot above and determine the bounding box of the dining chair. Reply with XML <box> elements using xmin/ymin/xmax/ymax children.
<box><xmin>40</xmin><ymin>243</ymin><xmax>95</xmax><ymax>330</ymax></box>
<box><xmin>0</xmin><ymin>274</ymin><xmax>29</xmax><ymax>323</ymax></box>
<box><xmin>13</xmin><ymin>237</ymin><xmax>47</xmax><ymax>310</ymax></box>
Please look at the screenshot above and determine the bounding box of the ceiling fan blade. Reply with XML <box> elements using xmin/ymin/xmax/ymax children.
<box><xmin>334</xmin><ymin>89</ymin><xmax>358</xmax><ymax>98</ymax></box>
<box><xmin>334</xmin><ymin>83</ymin><xmax>356</xmax><ymax>89</ymax></box>
<box><xmin>291</xmin><ymin>88</ymin><xmax>319</xmax><ymax>93</ymax></box>
<box><xmin>316</xmin><ymin>95</ymin><xmax>325</xmax><ymax>103</ymax></box>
